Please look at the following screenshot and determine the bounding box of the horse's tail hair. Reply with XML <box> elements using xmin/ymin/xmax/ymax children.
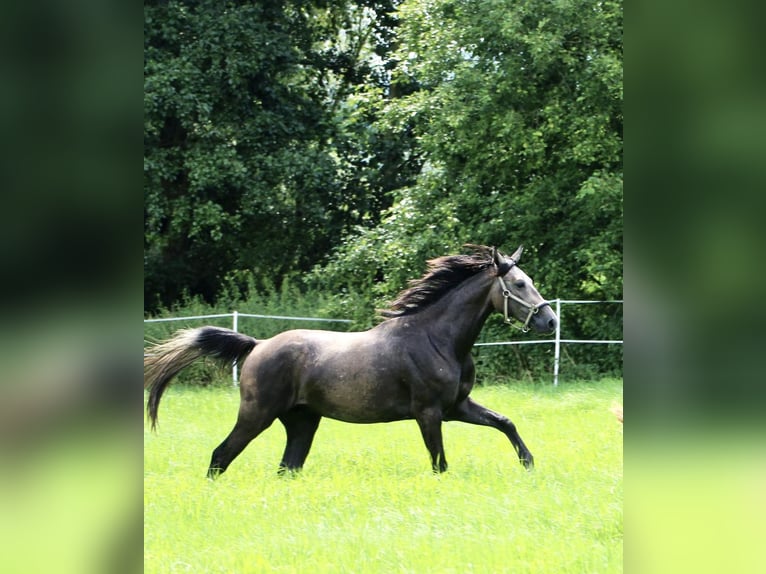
<box><xmin>144</xmin><ymin>326</ymin><xmax>258</xmax><ymax>430</ymax></box>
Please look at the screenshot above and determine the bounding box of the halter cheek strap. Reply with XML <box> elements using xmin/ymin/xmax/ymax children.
<box><xmin>497</xmin><ymin>276</ymin><xmax>551</xmax><ymax>333</ymax></box>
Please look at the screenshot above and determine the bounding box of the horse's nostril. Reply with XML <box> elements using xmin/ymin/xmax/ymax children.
<box><xmin>548</xmin><ymin>318</ymin><xmax>557</xmax><ymax>330</ymax></box>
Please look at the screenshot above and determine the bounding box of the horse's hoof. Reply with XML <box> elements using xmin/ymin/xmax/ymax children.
<box><xmin>521</xmin><ymin>455</ymin><xmax>534</xmax><ymax>470</ymax></box>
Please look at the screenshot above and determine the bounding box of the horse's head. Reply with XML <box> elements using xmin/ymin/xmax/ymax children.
<box><xmin>489</xmin><ymin>246</ymin><xmax>558</xmax><ymax>334</ymax></box>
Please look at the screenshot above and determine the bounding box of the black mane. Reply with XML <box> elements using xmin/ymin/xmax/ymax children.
<box><xmin>381</xmin><ymin>245</ymin><xmax>494</xmax><ymax>318</ymax></box>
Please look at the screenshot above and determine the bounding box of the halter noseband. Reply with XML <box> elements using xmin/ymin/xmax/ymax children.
<box><xmin>496</xmin><ymin>269</ymin><xmax>551</xmax><ymax>333</ymax></box>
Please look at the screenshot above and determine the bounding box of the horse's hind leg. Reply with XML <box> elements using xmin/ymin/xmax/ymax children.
<box><xmin>446</xmin><ymin>397</ymin><xmax>534</xmax><ymax>469</ymax></box>
<box><xmin>278</xmin><ymin>406</ymin><xmax>322</xmax><ymax>474</ymax></box>
<box><xmin>206</xmin><ymin>402</ymin><xmax>278</xmax><ymax>479</ymax></box>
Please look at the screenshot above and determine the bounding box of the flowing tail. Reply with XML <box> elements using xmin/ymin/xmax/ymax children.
<box><xmin>144</xmin><ymin>326</ymin><xmax>258</xmax><ymax>430</ymax></box>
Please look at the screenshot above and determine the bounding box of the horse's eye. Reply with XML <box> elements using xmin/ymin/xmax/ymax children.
<box><xmin>514</xmin><ymin>280</ymin><xmax>526</xmax><ymax>289</ymax></box>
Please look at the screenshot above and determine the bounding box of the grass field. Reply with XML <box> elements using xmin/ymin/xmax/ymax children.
<box><xmin>144</xmin><ymin>379</ymin><xmax>622</xmax><ymax>573</ymax></box>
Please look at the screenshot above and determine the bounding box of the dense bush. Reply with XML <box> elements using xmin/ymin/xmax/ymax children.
<box><xmin>145</xmin><ymin>277</ymin><xmax>621</xmax><ymax>385</ymax></box>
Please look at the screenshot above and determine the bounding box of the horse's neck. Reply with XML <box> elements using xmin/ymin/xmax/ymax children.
<box><xmin>418</xmin><ymin>273</ymin><xmax>494</xmax><ymax>358</ymax></box>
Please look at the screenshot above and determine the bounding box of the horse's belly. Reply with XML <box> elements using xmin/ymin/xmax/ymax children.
<box><xmin>300</xmin><ymin>377</ymin><xmax>411</xmax><ymax>423</ymax></box>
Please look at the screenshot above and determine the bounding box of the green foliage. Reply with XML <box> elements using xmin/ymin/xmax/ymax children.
<box><xmin>144</xmin><ymin>1</ymin><xmax>402</xmax><ymax>311</ymax></box>
<box><xmin>144</xmin><ymin>278</ymin><xmax>352</xmax><ymax>386</ymax></box>
<box><xmin>144</xmin><ymin>0</ymin><xmax>622</xmax><ymax>378</ymax></box>
<box><xmin>316</xmin><ymin>0</ymin><xmax>622</xmax><ymax>286</ymax></box>
<box><xmin>309</xmin><ymin>0</ymin><xmax>623</xmax><ymax>376</ymax></box>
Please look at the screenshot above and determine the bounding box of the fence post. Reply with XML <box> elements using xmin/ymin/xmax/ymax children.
<box><xmin>553</xmin><ymin>299</ymin><xmax>561</xmax><ymax>386</ymax></box>
<box><xmin>232</xmin><ymin>310</ymin><xmax>239</xmax><ymax>385</ymax></box>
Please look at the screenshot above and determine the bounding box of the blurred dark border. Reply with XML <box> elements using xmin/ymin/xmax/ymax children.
<box><xmin>630</xmin><ymin>0</ymin><xmax>766</xmax><ymax>421</ymax></box>
<box><xmin>0</xmin><ymin>1</ymin><xmax>142</xmax><ymax>573</ymax></box>
<box><xmin>629</xmin><ymin>1</ymin><xmax>766</xmax><ymax>572</ymax></box>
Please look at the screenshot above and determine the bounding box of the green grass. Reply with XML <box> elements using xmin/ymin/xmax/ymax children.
<box><xmin>145</xmin><ymin>379</ymin><xmax>622</xmax><ymax>573</ymax></box>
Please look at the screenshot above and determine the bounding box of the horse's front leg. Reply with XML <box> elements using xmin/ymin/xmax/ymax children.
<box><xmin>414</xmin><ymin>407</ymin><xmax>448</xmax><ymax>472</ymax></box>
<box><xmin>446</xmin><ymin>397</ymin><xmax>534</xmax><ymax>469</ymax></box>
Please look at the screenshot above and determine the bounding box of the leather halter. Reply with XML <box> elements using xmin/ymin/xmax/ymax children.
<box><xmin>496</xmin><ymin>270</ymin><xmax>551</xmax><ymax>333</ymax></box>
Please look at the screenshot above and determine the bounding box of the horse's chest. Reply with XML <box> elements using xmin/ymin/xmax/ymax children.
<box><xmin>415</xmin><ymin>366</ymin><xmax>463</xmax><ymax>407</ymax></box>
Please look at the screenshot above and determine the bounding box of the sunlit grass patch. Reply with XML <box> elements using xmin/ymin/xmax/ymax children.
<box><xmin>145</xmin><ymin>379</ymin><xmax>622</xmax><ymax>573</ymax></box>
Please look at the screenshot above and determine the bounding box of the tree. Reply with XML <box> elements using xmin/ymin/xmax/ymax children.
<box><xmin>314</xmin><ymin>0</ymin><xmax>622</xmax><ymax>295</ymax></box>
<box><xmin>144</xmin><ymin>0</ymin><xmax>623</xmax><ymax>377</ymax></box>
<box><xmin>144</xmin><ymin>0</ymin><xmax>403</xmax><ymax>311</ymax></box>
<box><xmin>310</xmin><ymin>0</ymin><xmax>623</xmax><ymax>375</ymax></box>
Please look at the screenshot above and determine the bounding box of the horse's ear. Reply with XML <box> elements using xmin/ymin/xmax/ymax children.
<box><xmin>493</xmin><ymin>247</ymin><xmax>512</xmax><ymax>276</ymax></box>
<box><xmin>509</xmin><ymin>245</ymin><xmax>523</xmax><ymax>265</ymax></box>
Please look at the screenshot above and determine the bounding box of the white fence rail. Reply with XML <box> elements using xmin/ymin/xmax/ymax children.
<box><xmin>474</xmin><ymin>299</ymin><xmax>623</xmax><ymax>385</ymax></box>
<box><xmin>144</xmin><ymin>300</ymin><xmax>622</xmax><ymax>385</ymax></box>
<box><xmin>145</xmin><ymin>310</ymin><xmax>352</xmax><ymax>382</ymax></box>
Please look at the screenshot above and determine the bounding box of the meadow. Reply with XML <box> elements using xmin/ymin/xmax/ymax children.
<box><xmin>144</xmin><ymin>379</ymin><xmax>622</xmax><ymax>573</ymax></box>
